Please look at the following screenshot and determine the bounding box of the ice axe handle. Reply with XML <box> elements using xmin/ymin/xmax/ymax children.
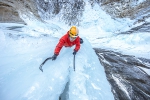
<box><xmin>39</xmin><ymin>57</ymin><xmax>52</xmax><ymax>72</ymax></box>
<box><xmin>73</xmin><ymin>55</ymin><xmax>75</xmax><ymax>71</ymax></box>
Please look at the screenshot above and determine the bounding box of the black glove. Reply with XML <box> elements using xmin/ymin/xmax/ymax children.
<box><xmin>52</xmin><ymin>54</ymin><xmax>57</xmax><ymax>60</ymax></box>
<box><xmin>73</xmin><ymin>50</ymin><xmax>77</xmax><ymax>55</ymax></box>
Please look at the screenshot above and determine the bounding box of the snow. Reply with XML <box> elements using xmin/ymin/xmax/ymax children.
<box><xmin>136</xmin><ymin>0</ymin><xmax>146</xmax><ymax>5</ymax></box>
<box><xmin>0</xmin><ymin>1</ymin><xmax>150</xmax><ymax>100</ymax></box>
<box><xmin>79</xmin><ymin>2</ymin><xmax>150</xmax><ymax>59</ymax></box>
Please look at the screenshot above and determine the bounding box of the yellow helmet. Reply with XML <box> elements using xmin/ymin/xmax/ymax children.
<box><xmin>69</xmin><ymin>26</ymin><xmax>79</xmax><ymax>38</ymax></box>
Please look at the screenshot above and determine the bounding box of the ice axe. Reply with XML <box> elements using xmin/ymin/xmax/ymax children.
<box><xmin>39</xmin><ymin>57</ymin><xmax>52</xmax><ymax>72</ymax></box>
<box><xmin>73</xmin><ymin>55</ymin><xmax>76</xmax><ymax>71</ymax></box>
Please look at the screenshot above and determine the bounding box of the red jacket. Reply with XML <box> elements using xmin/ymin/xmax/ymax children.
<box><xmin>54</xmin><ymin>31</ymin><xmax>80</xmax><ymax>55</ymax></box>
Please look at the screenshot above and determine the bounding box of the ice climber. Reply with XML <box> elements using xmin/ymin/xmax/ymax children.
<box><xmin>51</xmin><ymin>26</ymin><xmax>83</xmax><ymax>60</ymax></box>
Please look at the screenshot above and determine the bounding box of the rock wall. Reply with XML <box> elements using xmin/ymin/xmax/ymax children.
<box><xmin>0</xmin><ymin>0</ymin><xmax>41</xmax><ymax>23</ymax></box>
<box><xmin>94</xmin><ymin>48</ymin><xmax>150</xmax><ymax>100</ymax></box>
<box><xmin>0</xmin><ymin>2</ymin><xmax>23</xmax><ymax>23</ymax></box>
<box><xmin>99</xmin><ymin>0</ymin><xmax>150</xmax><ymax>19</ymax></box>
<box><xmin>0</xmin><ymin>0</ymin><xmax>149</xmax><ymax>25</ymax></box>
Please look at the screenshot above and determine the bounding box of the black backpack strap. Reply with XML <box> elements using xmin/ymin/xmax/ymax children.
<box><xmin>80</xmin><ymin>38</ymin><xmax>83</xmax><ymax>44</ymax></box>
